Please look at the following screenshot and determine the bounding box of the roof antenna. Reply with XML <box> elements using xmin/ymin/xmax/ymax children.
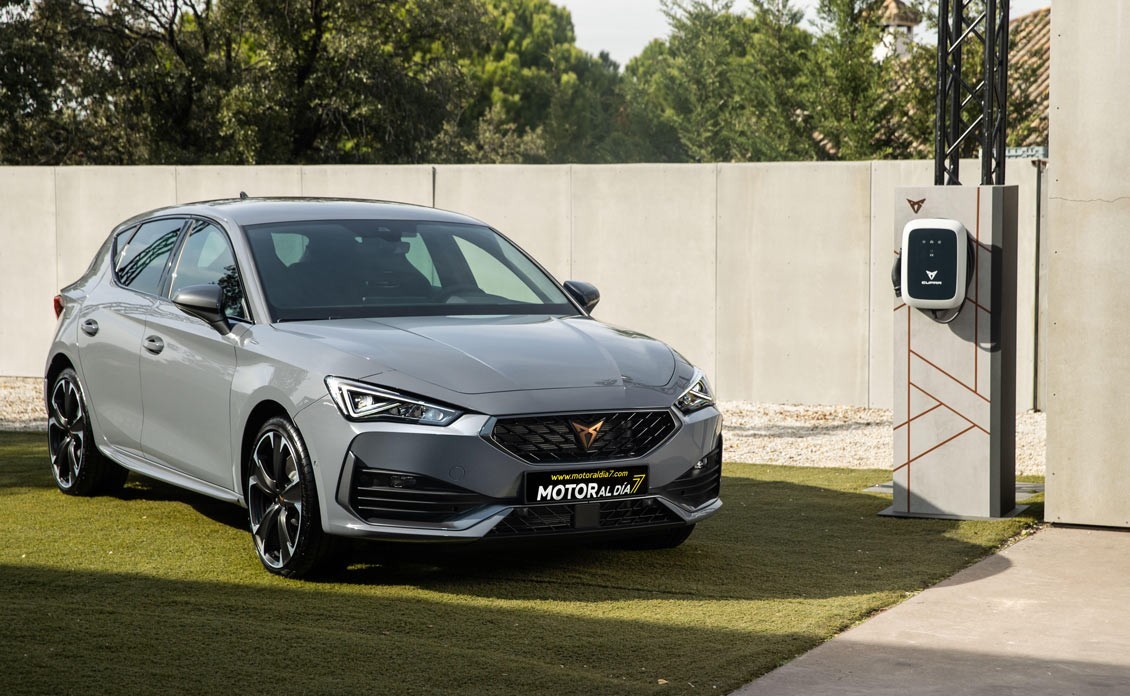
<box><xmin>239</xmin><ymin>191</ymin><xmax>248</xmax><ymax>200</ymax></box>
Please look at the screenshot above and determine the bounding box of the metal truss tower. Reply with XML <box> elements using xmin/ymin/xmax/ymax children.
<box><xmin>934</xmin><ymin>0</ymin><xmax>1011</xmax><ymax>186</ymax></box>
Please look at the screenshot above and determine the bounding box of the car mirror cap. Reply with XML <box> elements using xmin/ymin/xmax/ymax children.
<box><xmin>172</xmin><ymin>284</ymin><xmax>231</xmax><ymax>335</ymax></box>
<box><xmin>563</xmin><ymin>280</ymin><xmax>600</xmax><ymax>313</ymax></box>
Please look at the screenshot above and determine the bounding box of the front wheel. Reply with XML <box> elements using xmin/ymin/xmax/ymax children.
<box><xmin>246</xmin><ymin>416</ymin><xmax>338</xmax><ymax>578</ymax></box>
<box><xmin>47</xmin><ymin>368</ymin><xmax>128</xmax><ymax>496</ymax></box>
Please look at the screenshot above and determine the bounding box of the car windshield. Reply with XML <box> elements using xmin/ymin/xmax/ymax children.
<box><xmin>243</xmin><ymin>219</ymin><xmax>575</xmax><ymax>321</ymax></box>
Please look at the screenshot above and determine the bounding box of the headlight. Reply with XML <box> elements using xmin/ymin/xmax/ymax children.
<box><xmin>324</xmin><ymin>377</ymin><xmax>462</xmax><ymax>426</ymax></box>
<box><xmin>675</xmin><ymin>369</ymin><xmax>715</xmax><ymax>414</ymax></box>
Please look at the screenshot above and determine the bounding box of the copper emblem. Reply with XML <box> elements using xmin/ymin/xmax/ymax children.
<box><xmin>571</xmin><ymin>419</ymin><xmax>605</xmax><ymax>451</ymax></box>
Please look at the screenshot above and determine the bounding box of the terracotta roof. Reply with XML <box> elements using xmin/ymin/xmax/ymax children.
<box><xmin>879</xmin><ymin>0</ymin><xmax>921</xmax><ymax>27</ymax></box>
<box><xmin>1008</xmin><ymin>7</ymin><xmax>1050</xmax><ymax>147</ymax></box>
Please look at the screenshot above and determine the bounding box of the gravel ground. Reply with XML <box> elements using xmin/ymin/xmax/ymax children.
<box><xmin>0</xmin><ymin>377</ymin><xmax>1046</xmax><ymax>475</ymax></box>
<box><xmin>0</xmin><ymin>378</ymin><xmax>45</xmax><ymax>433</ymax></box>
<box><xmin>720</xmin><ymin>401</ymin><xmax>1046</xmax><ymax>476</ymax></box>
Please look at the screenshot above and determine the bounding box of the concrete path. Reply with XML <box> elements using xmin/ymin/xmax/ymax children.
<box><xmin>735</xmin><ymin>526</ymin><xmax>1130</xmax><ymax>695</ymax></box>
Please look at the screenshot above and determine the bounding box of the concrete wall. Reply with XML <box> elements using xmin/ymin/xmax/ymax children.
<box><xmin>0</xmin><ymin>162</ymin><xmax>1044</xmax><ymax>412</ymax></box>
<box><xmin>718</xmin><ymin>162</ymin><xmax>872</xmax><ymax>404</ymax></box>
<box><xmin>1045</xmin><ymin>3</ymin><xmax>1130</xmax><ymax>526</ymax></box>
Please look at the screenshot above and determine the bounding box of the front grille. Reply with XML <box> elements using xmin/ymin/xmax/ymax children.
<box><xmin>490</xmin><ymin>410</ymin><xmax>678</xmax><ymax>464</ymax></box>
<box><xmin>350</xmin><ymin>467</ymin><xmax>491</xmax><ymax>524</ymax></box>
<box><xmin>660</xmin><ymin>437</ymin><xmax>722</xmax><ymax>509</ymax></box>
<box><xmin>486</xmin><ymin>498</ymin><xmax>682</xmax><ymax>537</ymax></box>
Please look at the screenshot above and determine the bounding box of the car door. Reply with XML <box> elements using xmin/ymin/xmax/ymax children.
<box><xmin>77</xmin><ymin>218</ymin><xmax>186</xmax><ymax>457</ymax></box>
<box><xmin>139</xmin><ymin>219</ymin><xmax>248</xmax><ymax>489</ymax></box>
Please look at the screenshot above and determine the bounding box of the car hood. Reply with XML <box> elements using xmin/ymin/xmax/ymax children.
<box><xmin>272</xmin><ymin>315</ymin><xmax>678</xmax><ymax>395</ymax></box>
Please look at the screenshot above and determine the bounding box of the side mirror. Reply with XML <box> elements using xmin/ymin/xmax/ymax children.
<box><xmin>173</xmin><ymin>284</ymin><xmax>231</xmax><ymax>335</ymax></box>
<box><xmin>563</xmin><ymin>280</ymin><xmax>600</xmax><ymax>313</ymax></box>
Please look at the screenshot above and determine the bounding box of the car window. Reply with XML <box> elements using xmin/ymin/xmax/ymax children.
<box><xmin>244</xmin><ymin>219</ymin><xmax>573</xmax><ymax>321</ymax></box>
<box><xmin>404</xmin><ymin>233</ymin><xmax>440</xmax><ymax>286</ymax></box>
<box><xmin>270</xmin><ymin>232</ymin><xmax>308</xmax><ymax>267</ymax></box>
<box><xmin>452</xmin><ymin>237</ymin><xmax>539</xmax><ymax>303</ymax></box>
<box><xmin>115</xmin><ymin>218</ymin><xmax>183</xmax><ymax>295</ymax></box>
<box><xmin>169</xmin><ymin>221</ymin><xmax>248</xmax><ymax>320</ymax></box>
<box><xmin>111</xmin><ymin>226</ymin><xmax>138</xmax><ymax>270</ymax></box>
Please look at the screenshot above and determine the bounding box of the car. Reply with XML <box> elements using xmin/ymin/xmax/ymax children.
<box><xmin>45</xmin><ymin>198</ymin><xmax>723</xmax><ymax>577</ymax></box>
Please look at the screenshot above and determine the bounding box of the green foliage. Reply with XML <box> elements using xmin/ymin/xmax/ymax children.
<box><xmin>0</xmin><ymin>0</ymin><xmax>135</xmax><ymax>164</ymax></box>
<box><xmin>746</xmin><ymin>0</ymin><xmax>818</xmax><ymax>159</ymax></box>
<box><xmin>439</xmin><ymin>0</ymin><xmax>627</xmax><ymax>163</ymax></box>
<box><xmin>804</xmin><ymin>0</ymin><xmax>889</xmax><ymax>160</ymax></box>
<box><xmin>0</xmin><ymin>0</ymin><xmax>1044</xmax><ymax>166</ymax></box>
<box><xmin>877</xmin><ymin>38</ymin><xmax>936</xmax><ymax>160</ymax></box>
<box><xmin>632</xmin><ymin>0</ymin><xmax>755</xmax><ymax>162</ymax></box>
<box><xmin>1</xmin><ymin>0</ymin><xmax>491</xmax><ymax>164</ymax></box>
<box><xmin>622</xmin><ymin>0</ymin><xmax>863</xmax><ymax>163</ymax></box>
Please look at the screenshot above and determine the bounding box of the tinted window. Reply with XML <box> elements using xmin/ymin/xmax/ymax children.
<box><xmin>169</xmin><ymin>221</ymin><xmax>248</xmax><ymax>320</ymax></box>
<box><xmin>115</xmin><ymin>219</ymin><xmax>182</xmax><ymax>295</ymax></box>
<box><xmin>453</xmin><ymin>237</ymin><xmax>539</xmax><ymax>303</ymax></box>
<box><xmin>244</xmin><ymin>219</ymin><xmax>572</xmax><ymax>321</ymax></box>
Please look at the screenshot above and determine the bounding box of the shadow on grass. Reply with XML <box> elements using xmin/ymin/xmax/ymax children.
<box><xmin>0</xmin><ymin>560</ymin><xmax>812</xmax><ymax>695</ymax></box>
<box><xmin>118</xmin><ymin>476</ymin><xmax>248</xmax><ymax>531</ymax></box>
<box><xmin>2</xmin><ymin>558</ymin><xmax>1112</xmax><ymax>696</ymax></box>
<box><xmin>0</xmin><ymin>431</ymin><xmax>248</xmax><ymax>530</ymax></box>
<box><xmin>0</xmin><ymin>433</ymin><xmax>1043</xmax><ymax>694</ymax></box>
<box><xmin>0</xmin><ymin>432</ymin><xmax>1037</xmax><ymax>604</ymax></box>
<box><xmin>0</xmin><ymin>432</ymin><xmax>51</xmax><ymax>494</ymax></box>
<box><xmin>330</xmin><ymin>474</ymin><xmax>1029</xmax><ymax>602</ymax></box>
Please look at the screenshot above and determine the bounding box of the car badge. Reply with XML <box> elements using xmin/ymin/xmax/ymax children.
<box><xmin>571</xmin><ymin>419</ymin><xmax>605</xmax><ymax>451</ymax></box>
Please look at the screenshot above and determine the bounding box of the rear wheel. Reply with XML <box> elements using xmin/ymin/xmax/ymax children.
<box><xmin>246</xmin><ymin>417</ymin><xmax>338</xmax><ymax>578</ymax></box>
<box><xmin>618</xmin><ymin>524</ymin><xmax>695</xmax><ymax>550</ymax></box>
<box><xmin>47</xmin><ymin>368</ymin><xmax>128</xmax><ymax>496</ymax></box>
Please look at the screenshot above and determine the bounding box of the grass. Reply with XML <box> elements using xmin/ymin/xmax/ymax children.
<box><xmin>0</xmin><ymin>431</ymin><xmax>1042</xmax><ymax>695</ymax></box>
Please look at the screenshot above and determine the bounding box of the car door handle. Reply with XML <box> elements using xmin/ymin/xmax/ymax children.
<box><xmin>143</xmin><ymin>335</ymin><xmax>165</xmax><ymax>355</ymax></box>
<box><xmin>80</xmin><ymin>319</ymin><xmax>99</xmax><ymax>336</ymax></box>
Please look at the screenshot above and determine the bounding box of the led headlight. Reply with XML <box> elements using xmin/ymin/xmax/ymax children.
<box><xmin>325</xmin><ymin>377</ymin><xmax>462</xmax><ymax>426</ymax></box>
<box><xmin>675</xmin><ymin>369</ymin><xmax>715</xmax><ymax>414</ymax></box>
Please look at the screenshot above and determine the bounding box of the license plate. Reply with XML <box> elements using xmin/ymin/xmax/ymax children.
<box><xmin>525</xmin><ymin>466</ymin><xmax>649</xmax><ymax>504</ymax></box>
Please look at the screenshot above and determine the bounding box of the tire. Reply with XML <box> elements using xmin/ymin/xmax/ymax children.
<box><xmin>618</xmin><ymin>524</ymin><xmax>695</xmax><ymax>550</ymax></box>
<box><xmin>47</xmin><ymin>368</ymin><xmax>128</xmax><ymax>496</ymax></box>
<box><xmin>245</xmin><ymin>416</ymin><xmax>339</xmax><ymax>579</ymax></box>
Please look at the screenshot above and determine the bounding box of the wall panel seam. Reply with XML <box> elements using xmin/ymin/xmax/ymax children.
<box><xmin>714</xmin><ymin>163</ymin><xmax>719</xmax><ymax>387</ymax></box>
<box><xmin>866</xmin><ymin>162</ymin><xmax>874</xmax><ymax>407</ymax></box>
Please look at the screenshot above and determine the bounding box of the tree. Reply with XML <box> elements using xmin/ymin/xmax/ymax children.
<box><xmin>2</xmin><ymin>0</ymin><xmax>493</xmax><ymax>165</ymax></box>
<box><xmin>612</xmin><ymin>39</ymin><xmax>691</xmax><ymax>162</ymax></box>
<box><xmin>803</xmin><ymin>0</ymin><xmax>890</xmax><ymax>160</ymax></box>
<box><xmin>620</xmin><ymin>0</ymin><xmax>822</xmax><ymax>163</ymax></box>
<box><xmin>0</xmin><ymin>0</ymin><xmax>134</xmax><ymax>164</ymax></box>
<box><xmin>747</xmin><ymin>0</ymin><xmax>818</xmax><ymax>159</ymax></box>
<box><xmin>440</xmin><ymin>0</ymin><xmax>626</xmax><ymax>163</ymax></box>
<box><xmin>877</xmin><ymin>37</ymin><xmax>935</xmax><ymax>159</ymax></box>
<box><xmin>623</xmin><ymin>0</ymin><xmax>763</xmax><ymax>162</ymax></box>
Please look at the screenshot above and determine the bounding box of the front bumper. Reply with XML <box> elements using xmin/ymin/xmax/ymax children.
<box><xmin>294</xmin><ymin>397</ymin><xmax>724</xmax><ymax>542</ymax></box>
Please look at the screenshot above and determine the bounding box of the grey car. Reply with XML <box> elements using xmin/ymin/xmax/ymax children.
<box><xmin>45</xmin><ymin>198</ymin><xmax>722</xmax><ymax>577</ymax></box>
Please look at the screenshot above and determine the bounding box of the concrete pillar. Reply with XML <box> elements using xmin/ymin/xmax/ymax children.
<box><xmin>887</xmin><ymin>185</ymin><xmax>1019</xmax><ymax>519</ymax></box>
<box><xmin>1045</xmin><ymin>2</ymin><xmax>1130</xmax><ymax>527</ymax></box>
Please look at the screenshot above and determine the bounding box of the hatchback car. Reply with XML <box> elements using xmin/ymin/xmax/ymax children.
<box><xmin>46</xmin><ymin>198</ymin><xmax>722</xmax><ymax>577</ymax></box>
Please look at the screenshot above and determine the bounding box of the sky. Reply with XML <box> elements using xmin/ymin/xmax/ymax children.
<box><xmin>557</xmin><ymin>0</ymin><xmax>1052</xmax><ymax>67</ymax></box>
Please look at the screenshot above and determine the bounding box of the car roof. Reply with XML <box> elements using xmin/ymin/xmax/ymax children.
<box><xmin>119</xmin><ymin>197</ymin><xmax>485</xmax><ymax>229</ymax></box>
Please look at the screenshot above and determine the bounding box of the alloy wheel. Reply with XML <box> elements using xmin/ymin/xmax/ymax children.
<box><xmin>48</xmin><ymin>375</ymin><xmax>86</xmax><ymax>489</ymax></box>
<box><xmin>247</xmin><ymin>429</ymin><xmax>305</xmax><ymax>568</ymax></box>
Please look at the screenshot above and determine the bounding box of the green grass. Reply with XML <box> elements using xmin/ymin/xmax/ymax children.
<box><xmin>0</xmin><ymin>432</ymin><xmax>1042</xmax><ymax>695</ymax></box>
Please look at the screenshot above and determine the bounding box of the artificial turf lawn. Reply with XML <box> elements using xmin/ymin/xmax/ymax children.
<box><xmin>0</xmin><ymin>431</ymin><xmax>1043</xmax><ymax>694</ymax></box>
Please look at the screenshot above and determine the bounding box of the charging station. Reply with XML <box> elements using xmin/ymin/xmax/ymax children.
<box><xmin>900</xmin><ymin>219</ymin><xmax>969</xmax><ymax>311</ymax></box>
<box><xmin>885</xmin><ymin>185</ymin><xmax>1021</xmax><ymax>519</ymax></box>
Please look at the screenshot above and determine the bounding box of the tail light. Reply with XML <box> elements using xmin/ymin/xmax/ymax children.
<box><xmin>53</xmin><ymin>295</ymin><xmax>64</xmax><ymax>319</ymax></box>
